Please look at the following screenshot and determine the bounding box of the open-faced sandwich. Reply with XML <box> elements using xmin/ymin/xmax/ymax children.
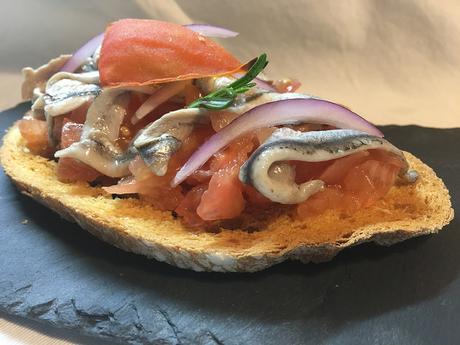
<box><xmin>0</xmin><ymin>19</ymin><xmax>453</xmax><ymax>271</ymax></box>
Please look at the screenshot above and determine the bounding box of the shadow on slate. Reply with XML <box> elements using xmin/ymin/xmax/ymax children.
<box><xmin>0</xmin><ymin>103</ymin><xmax>459</xmax><ymax>345</ymax></box>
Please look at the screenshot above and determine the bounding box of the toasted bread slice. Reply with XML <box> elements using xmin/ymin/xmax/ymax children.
<box><xmin>0</xmin><ymin>124</ymin><xmax>454</xmax><ymax>272</ymax></box>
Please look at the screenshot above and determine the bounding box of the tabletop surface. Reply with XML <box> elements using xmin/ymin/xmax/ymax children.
<box><xmin>0</xmin><ymin>1</ymin><xmax>459</xmax><ymax>344</ymax></box>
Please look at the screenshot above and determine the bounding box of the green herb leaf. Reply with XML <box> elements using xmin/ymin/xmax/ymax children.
<box><xmin>187</xmin><ymin>53</ymin><xmax>268</xmax><ymax>110</ymax></box>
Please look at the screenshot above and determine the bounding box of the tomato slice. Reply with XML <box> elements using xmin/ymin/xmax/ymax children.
<box><xmin>99</xmin><ymin>19</ymin><xmax>242</xmax><ymax>87</ymax></box>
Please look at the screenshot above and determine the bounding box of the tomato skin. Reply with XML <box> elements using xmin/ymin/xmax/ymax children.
<box><xmin>99</xmin><ymin>19</ymin><xmax>241</xmax><ymax>87</ymax></box>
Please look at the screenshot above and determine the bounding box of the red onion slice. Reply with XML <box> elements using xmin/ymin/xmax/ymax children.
<box><xmin>60</xmin><ymin>33</ymin><xmax>104</xmax><ymax>73</ymax></box>
<box><xmin>183</xmin><ymin>24</ymin><xmax>239</xmax><ymax>38</ymax></box>
<box><xmin>172</xmin><ymin>98</ymin><xmax>383</xmax><ymax>186</ymax></box>
<box><xmin>132</xmin><ymin>81</ymin><xmax>188</xmax><ymax>124</ymax></box>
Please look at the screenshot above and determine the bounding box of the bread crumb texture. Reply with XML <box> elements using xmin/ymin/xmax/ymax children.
<box><xmin>0</xmin><ymin>124</ymin><xmax>454</xmax><ymax>272</ymax></box>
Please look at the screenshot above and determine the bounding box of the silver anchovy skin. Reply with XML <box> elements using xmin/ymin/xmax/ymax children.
<box><xmin>135</xmin><ymin>133</ymin><xmax>182</xmax><ymax>176</ymax></box>
<box><xmin>54</xmin><ymin>86</ymin><xmax>159</xmax><ymax>177</ymax></box>
<box><xmin>55</xmin><ymin>88</ymin><xmax>133</xmax><ymax>177</ymax></box>
<box><xmin>32</xmin><ymin>71</ymin><xmax>101</xmax><ymax>146</ymax></box>
<box><xmin>239</xmin><ymin>128</ymin><xmax>417</xmax><ymax>204</ymax></box>
<box><xmin>134</xmin><ymin>79</ymin><xmax>313</xmax><ymax>176</ymax></box>
<box><xmin>132</xmin><ymin>107</ymin><xmax>208</xmax><ymax>176</ymax></box>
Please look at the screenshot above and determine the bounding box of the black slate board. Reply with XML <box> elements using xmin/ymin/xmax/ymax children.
<box><xmin>0</xmin><ymin>102</ymin><xmax>458</xmax><ymax>345</ymax></box>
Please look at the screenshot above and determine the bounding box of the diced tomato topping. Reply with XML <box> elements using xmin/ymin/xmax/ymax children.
<box><xmin>209</xmin><ymin>110</ymin><xmax>241</xmax><ymax>131</ymax></box>
<box><xmin>196</xmin><ymin>135</ymin><xmax>254</xmax><ymax>221</ymax></box>
<box><xmin>255</xmin><ymin>127</ymin><xmax>276</xmax><ymax>145</ymax></box>
<box><xmin>185</xmin><ymin>169</ymin><xmax>213</xmax><ymax>186</ymax></box>
<box><xmin>56</xmin><ymin>121</ymin><xmax>100</xmax><ymax>183</ymax></box>
<box><xmin>43</xmin><ymin>87</ymin><xmax>403</xmax><ymax>225</ymax></box>
<box><xmin>60</xmin><ymin>122</ymin><xmax>83</xmax><ymax>149</ymax></box>
<box><xmin>297</xmin><ymin>152</ymin><xmax>402</xmax><ymax>218</ymax></box>
<box><xmin>342</xmin><ymin>159</ymin><xmax>400</xmax><ymax>207</ymax></box>
<box><xmin>243</xmin><ymin>185</ymin><xmax>272</xmax><ymax>206</ymax></box>
<box><xmin>69</xmin><ymin>101</ymin><xmax>91</xmax><ymax>124</ymax></box>
<box><xmin>56</xmin><ymin>158</ymin><xmax>101</xmax><ymax>183</ymax></box>
<box><xmin>197</xmin><ymin>163</ymin><xmax>245</xmax><ymax>221</ymax></box>
<box><xmin>297</xmin><ymin>186</ymin><xmax>344</xmax><ymax>217</ymax></box>
<box><xmin>175</xmin><ymin>185</ymin><xmax>207</xmax><ymax>227</ymax></box>
<box><xmin>209</xmin><ymin>135</ymin><xmax>254</xmax><ymax>171</ymax></box>
<box><xmin>294</xmin><ymin>160</ymin><xmax>333</xmax><ymax>184</ymax></box>
<box><xmin>318</xmin><ymin>151</ymin><xmax>370</xmax><ymax>185</ymax></box>
<box><xmin>18</xmin><ymin>118</ymin><xmax>50</xmax><ymax>156</ymax></box>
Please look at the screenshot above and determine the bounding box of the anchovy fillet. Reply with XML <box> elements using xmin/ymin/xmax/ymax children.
<box><xmin>135</xmin><ymin>134</ymin><xmax>182</xmax><ymax>176</ymax></box>
<box><xmin>133</xmin><ymin>89</ymin><xmax>314</xmax><ymax>176</ymax></box>
<box><xmin>31</xmin><ymin>71</ymin><xmax>101</xmax><ymax>146</ymax></box>
<box><xmin>55</xmin><ymin>88</ymin><xmax>133</xmax><ymax>177</ymax></box>
<box><xmin>132</xmin><ymin>107</ymin><xmax>208</xmax><ymax>175</ymax></box>
<box><xmin>240</xmin><ymin>128</ymin><xmax>415</xmax><ymax>204</ymax></box>
<box><xmin>54</xmin><ymin>85</ymin><xmax>162</xmax><ymax>177</ymax></box>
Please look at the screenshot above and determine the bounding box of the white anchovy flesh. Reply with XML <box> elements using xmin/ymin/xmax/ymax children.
<box><xmin>239</xmin><ymin>128</ymin><xmax>417</xmax><ymax>204</ymax></box>
<box><xmin>133</xmin><ymin>107</ymin><xmax>208</xmax><ymax>176</ymax></box>
<box><xmin>55</xmin><ymin>88</ymin><xmax>134</xmax><ymax>177</ymax></box>
<box><xmin>134</xmin><ymin>86</ymin><xmax>314</xmax><ymax>176</ymax></box>
<box><xmin>32</xmin><ymin>71</ymin><xmax>101</xmax><ymax>146</ymax></box>
<box><xmin>54</xmin><ymin>86</ymin><xmax>159</xmax><ymax>177</ymax></box>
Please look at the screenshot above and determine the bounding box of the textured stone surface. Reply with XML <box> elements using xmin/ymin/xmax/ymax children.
<box><xmin>0</xmin><ymin>103</ymin><xmax>459</xmax><ymax>345</ymax></box>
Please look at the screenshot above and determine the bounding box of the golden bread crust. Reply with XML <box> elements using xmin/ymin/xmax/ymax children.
<box><xmin>0</xmin><ymin>124</ymin><xmax>454</xmax><ymax>272</ymax></box>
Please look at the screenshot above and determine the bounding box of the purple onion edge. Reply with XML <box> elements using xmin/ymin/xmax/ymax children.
<box><xmin>184</xmin><ymin>23</ymin><xmax>239</xmax><ymax>37</ymax></box>
<box><xmin>60</xmin><ymin>32</ymin><xmax>104</xmax><ymax>73</ymax></box>
<box><xmin>172</xmin><ymin>98</ymin><xmax>383</xmax><ymax>185</ymax></box>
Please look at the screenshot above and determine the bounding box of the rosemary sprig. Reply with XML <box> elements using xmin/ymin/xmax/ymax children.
<box><xmin>187</xmin><ymin>53</ymin><xmax>268</xmax><ymax>110</ymax></box>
